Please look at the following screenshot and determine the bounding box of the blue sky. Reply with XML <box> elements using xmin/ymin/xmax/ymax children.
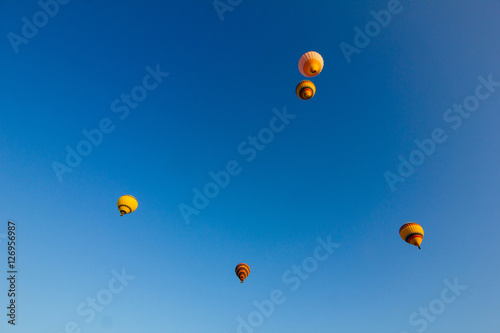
<box><xmin>1</xmin><ymin>1</ymin><xmax>500</xmax><ymax>332</ymax></box>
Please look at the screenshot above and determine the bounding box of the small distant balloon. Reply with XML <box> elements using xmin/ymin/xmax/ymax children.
<box><xmin>235</xmin><ymin>263</ymin><xmax>250</xmax><ymax>283</ymax></box>
<box><xmin>399</xmin><ymin>222</ymin><xmax>424</xmax><ymax>249</ymax></box>
<box><xmin>296</xmin><ymin>80</ymin><xmax>316</xmax><ymax>100</ymax></box>
<box><xmin>117</xmin><ymin>195</ymin><xmax>138</xmax><ymax>216</ymax></box>
<box><xmin>298</xmin><ymin>51</ymin><xmax>324</xmax><ymax>77</ymax></box>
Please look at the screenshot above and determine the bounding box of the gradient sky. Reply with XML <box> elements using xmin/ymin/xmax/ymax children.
<box><xmin>1</xmin><ymin>1</ymin><xmax>500</xmax><ymax>332</ymax></box>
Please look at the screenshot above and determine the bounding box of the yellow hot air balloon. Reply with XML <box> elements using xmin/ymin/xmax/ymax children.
<box><xmin>296</xmin><ymin>80</ymin><xmax>316</xmax><ymax>100</ymax></box>
<box><xmin>298</xmin><ymin>51</ymin><xmax>324</xmax><ymax>77</ymax></box>
<box><xmin>117</xmin><ymin>195</ymin><xmax>138</xmax><ymax>216</ymax></box>
<box><xmin>399</xmin><ymin>222</ymin><xmax>424</xmax><ymax>249</ymax></box>
<box><xmin>235</xmin><ymin>263</ymin><xmax>250</xmax><ymax>283</ymax></box>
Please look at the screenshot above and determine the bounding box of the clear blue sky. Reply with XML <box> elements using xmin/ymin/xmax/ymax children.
<box><xmin>1</xmin><ymin>1</ymin><xmax>500</xmax><ymax>332</ymax></box>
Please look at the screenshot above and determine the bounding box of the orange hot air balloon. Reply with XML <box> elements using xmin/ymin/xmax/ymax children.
<box><xmin>235</xmin><ymin>263</ymin><xmax>250</xmax><ymax>283</ymax></box>
<box><xmin>296</xmin><ymin>80</ymin><xmax>316</xmax><ymax>100</ymax></box>
<box><xmin>399</xmin><ymin>222</ymin><xmax>424</xmax><ymax>249</ymax></box>
<box><xmin>298</xmin><ymin>51</ymin><xmax>324</xmax><ymax>77</ymax></box>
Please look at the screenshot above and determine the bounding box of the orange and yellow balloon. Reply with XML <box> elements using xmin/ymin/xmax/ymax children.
<box><xmin>399</xmin><ymin>222</ymin><xmax>424</xmax><ymax>249</ymax></box>
<box><xmin>117</xmin><ymin>195</ymin><xmax>138</xmax><ymax>216</ymax></box>
<box><xmin>298</xmin><ymin>51</ymin><xmax>324</xmax><ymax>77</ymax></box>
<box><xmin>235</xmin><ymin>263</ymin><xmax>250</xmax><ymax>283</ymax></box>
<box><xmin>296</xmin><ymin>80</ymin><xmax>316</xmax><ymax>100</ymax></box>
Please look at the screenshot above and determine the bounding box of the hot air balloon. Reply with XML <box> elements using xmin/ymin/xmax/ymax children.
<box><xmin>298</xmin><ymin>51</ymin><xmax>324</xmax><ymax>77</ymax></box>
<box><xmin>235</xmin><ymin>263</ymin><xmax>250</xmax><ymax>283</ymax></box>
<box><xmin>117</xmin><ymin>195</ymin><xmax>138</xmax><ymax>216</ymax></box>
<box><xmin>296</xmin><ymin>80</ymin><xmax>316</xmax><ymax>100</ymax></box>
<box><xmin>399</xmin><ymin>222</ymin><xmax>424</xmax><ymax>249</ymax></box>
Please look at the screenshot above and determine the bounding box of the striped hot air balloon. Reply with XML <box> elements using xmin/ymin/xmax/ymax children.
<box><xmin>399</xmin><ymin>222</ymin><xmax>424</xmax><ymax>249</ymax></box>
<box><xmin>298</xmin><ymin>51</ymin><xmax>324</xmax><ymax>77</ymax></box>
<box><xmin>296</xmin><ymin>80</ymin><xmax>316</xmax><ymax>100</ymax></box>
<box><xmin>235</xmin><ymin>263</ymin><xmax>250</xmax><ymax>283</ymax></box>
<box><xmin>117</xmin><ymin>195</ymin><xmax>138</xmax><ymax>216</ymax></box>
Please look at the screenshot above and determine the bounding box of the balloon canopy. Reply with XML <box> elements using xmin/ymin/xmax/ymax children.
<box><xmin>117</xmin><ymin>195</ymin><xmax>138</xmax><ymax>216</ymax></box>
<box><xmin>399</xmin><ymin>222</ymin><xmax>424</xmax><ymax>249</ymax></box>
<box><xmin>296</xmin><ymin>80</ymin><xmax>316</xmax><ymax>100</ymax></box>
<box><xmin>298</xmin><ymin>51</ymin><xmax>324</xmax><ymax>77</ymax></box>
<box><xmin>235</xmin><ymin>263</ymin><xmax>250</xmax><ymax>283</ymax></box>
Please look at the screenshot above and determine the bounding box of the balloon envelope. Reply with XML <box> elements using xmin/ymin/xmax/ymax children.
<box><xmin>117</xmin><ymin>195</ymin><xmax>138</xmax><ymax>216</ymax></box>
<box><xmin>399</xmin><ymin>222</ymin><xmax>424</xmax><ymax>249</ymax></box>
<box><xmin>235</xmin><ymin>263</ymin><xmax>250</xmax><ymax>283</ymax></box>
<box><xmin>296</xmin><ymin>80</ymin><xmax>316</xmax><ymax>100</ymax></box>
<box><xmin>298</xmin><ymin>51</ymin><xmax>324</xmax><ymax>77</ymax></box>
